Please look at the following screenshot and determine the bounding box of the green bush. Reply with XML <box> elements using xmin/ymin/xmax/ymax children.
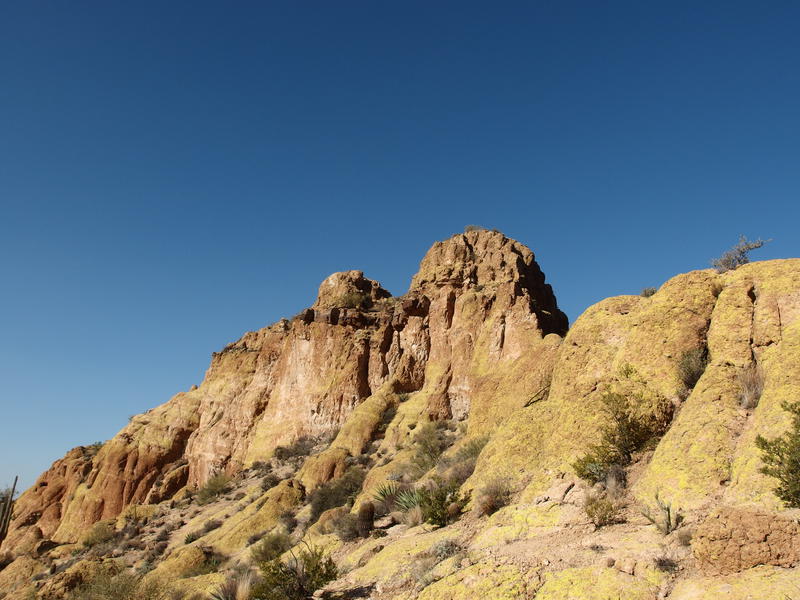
<box><xmin>419</xmin><ymin>480</ymin><xmax>466</xmax><ymax>527</ymax></box>
<box><xmin>756</xmin><ymin>400</ymin><xmax>800</xmax><ymax>508</ymax></box>
<box><xmin>308</xmin><ymin>466</ymin><xmax>366</xmax><ymax>523</ymax></box>
<box><xmin>196</xmin><ymin>473</ymin><xmax>231</xmax><ymax>505</ymax></box>
<box><xmin>251</xmin><ymin>531</ymin><xmax>292</xmax><ymax>563</ymax></box>
<box><xmin>572</xmin><ymin>392</ymin><xmax>671</xmax><ymax>484</ymax></box>
<box><xmin>252</xmin><ymin>544</ymin><xmax>337</xmax><ymax>600</ymax></box>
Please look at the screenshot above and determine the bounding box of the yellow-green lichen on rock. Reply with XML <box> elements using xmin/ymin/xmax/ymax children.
<box><xmin>416</xmin><ymin>562</ymin><xmax>535</xmax><ymax>600</ymax></box>
<box><xmin>534</xmin><ymin>566</ymin><xmax>662</xmax><ymax>600</ymax></box>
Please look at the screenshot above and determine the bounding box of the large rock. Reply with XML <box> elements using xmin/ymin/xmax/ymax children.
<box><xmin>693</xmin><ymin>506</ymin><xmax>800</xmax><ymax>574</ymax></box>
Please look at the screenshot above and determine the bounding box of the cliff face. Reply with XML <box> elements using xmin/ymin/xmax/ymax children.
<box><xmin>3</xmin><ymin>232</ymin><xmax>799</xmax><ymax>600</ymax></box>
<box><xmin>2</xmin><ymin>230</ymin><xmax>566</xmax><ymax>550</ymax></box>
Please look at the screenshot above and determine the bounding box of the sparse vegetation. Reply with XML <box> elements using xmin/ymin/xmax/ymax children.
<box><xmin>436</xmin><ymin>436</ymin><xmax>489</xmax><ymax>486</ymax></box>
<box><xmin>336</xmin><ymin>291</ymin><xmax>372</xmax><ymax>310</ymax></box>
<box><xmin>653</xmin><ymin>555</ymin><xmax>679</xmax><ymax>572</ymax></box>
<box><xmin>677</xmin><ymin>348</ymin><xmax>708</xmax><ymax>396</ymax></box>
<box><xmin>418</xmin><ymin>479</ymin><xmax>467</xmax><ymax>527</ymax></box>
<box><xmin>408</xmin><ymin>421</ymin><xmax>452</xmax><ymax>478</ymax></box>
<box><xmin>308</xmin><ymin>466</ymin><xmax>366</xmax><ymax>523</ymax></box>
<box><xmin>273</xmin><ymin>436</ymin><xmax>317</xmax><ymax>461</ymax></box>
<box><xmin>68</xmin><ymin>570</ymin><xmax>180</xmax><ymax>600</ymax></box>
<box><xmin>572</xmin><ymin>392</ymin><xmax>672</xmax><ymax>484</ymax></box>
<box><xmin>82</xmin><ymin>521</ymin><xmax>116</xmax><ymax>548</ymax></box>
<box><xmin>196</xmin><ymin>473</ymin><xmax>231</xmax><ymax>505</ymax></box>
<box><xmin>641</xmin><ymin>493</ymin><xmax>684</xmax><ymax>534</ymax></box>
<box><xmin>584</xmin><ymin>493</ymin><xmax>621</xmax><ymax>528</ymax></box>
<box><xmin>640</xmin><ymin>287</ymin><xmax>657</xmax><ymax>297</ymax></box>
<box><xmin>711</xmin><ymin>235</ymin><xmax>769</xmax><ymax>273</ymax></box>
<box><xmin>474</xmin><ymin>477</ymin><xmax>512</xmax><ymax>517</ymax></box>
<box><xmin>464</xmin><ymin>225</ymin><xmax>487</xmax><ymax>232</ymax></box>
<box><xmin>210</xmin><ymin>572</ymin><xmax>254</xmax><ymax>600</ymax></box>
<box><xmin>251</xmin><ymin>531</ymin><xmax>292</xmax><ymax>563</ymax></box>
<box><xmin>329</xmin><ymin>512</ymin><xmax>360</xmax><ymax>541</ymax></box>
<box><xmin>252</xmin><ymin>544</ymin><xmax>337</xmax><ymax>600</ymax></box>
<box><xmin>756</xmin><ymin>400</ymin><xmax>800</xmax><ymax>508</ymax></box>
<box><xmin>738</xmin><ymin>363</ymin><xmax>765</xmax><ymax>409</ymax></box>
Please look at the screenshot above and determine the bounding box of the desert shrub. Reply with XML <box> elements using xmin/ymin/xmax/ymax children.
<box><xmin>82</xmin><ymin>521</ymin><xmax>116</xmax><ymax>548</ymax></box>
<box><xmin>463</xmin><ymin>225</ymin><xmax>487</xmax><ymax>232</ymax></box>
<box><xmin>182</xmin><ymin>552</ymin><xmax>224</xmax><ymax>577</ymax></box>
<box><xmin>308</xmin><ymin>466</ymin><xmax>366</xmax><ymax>523</ymax></box>
<box><xmin>251</xmin><ymin>531</ymin><xmax>291</xmax><ymax>563</ymax></box>
<box><xmin>474</xmin><ymin>477</ymin><xmax>512</xmax><ymax>517</ymax></box>
<box><xmin>604</xmin><ymin>463</ymin><xmax>628</xmax><ymax>498</ymax></box>
<box><xmin>418</xmin><ymin>480</ymin><xmax>466</xmax><ymax>527</ymax></box>
<box><xmin>357</xmin><ymin>502</ymin><xmax>374</xmax><ymax>537</ymax></box>
<box><xmin>273</xmin><ymin>436</ymin><xmax>317</xmax><ymax>461</ymax></box>
<box><xmin>640</xmin><ymin>287</ymin><xmax>657</xmax><ymax>298</ymax></box>
<box><xmin>336</xmin><ymin>291</ymin><xmax>372</xmax><ymax>310</ymax></box>
<box><xmin>584</xmin><ymin>493</ymin><xmax>620</xmax><ymax>528</ymax></box>
<box><xmin>677</xmin><ymin>348</ymin><xmax>708</xmax><ymax>394</ymax></box>
<box><xmin>202</xmin><ymin>520</ymin><xmax>222</xmax><ymax>534</ymax></box>
<box><xmin>196</xmin><ymin>473</ymin><xmax>231</xmax><ymax>505</ymax></box>
<box><xmin>641</xmin><ymin>493</ymin><xmax>684</xmax><ymax>534</ymax></box>
<box><xmin>653</xmin><ymin>555</ymin><xmax>679</xmax><ymax>572</ymax></box>
<box><xmin>756</xmin><ymin>400</ymin><xmax>800</xmax><ymax>508</ymax></box>
<box><xmin>277</xmin><ymin>510</ymin><xmax>298</xmax><ymax>532</ymax></box>
<box><xmin>676</xmin><ymin>528</ymin><xmax>693</xmax><ymax>547</ymax></box>
<box><xmin>572</xmin><ymin>392</ymin><xmax>672</xmax><ymax>484</ymax></box>
<box><xmin>430</xmin><ymin>539</ymin><xmax>463</xmax><ymax>561</ymax></box>
<box><xmin>436</xmin><ymin>436</ymin><xmax>489</xmax><ymax>486</ymax></box>
<box><xmin>210</xmin><ymin>572</ymin><xmax>254</xmax><ymax>600</ymax></box>
<box><xmin>738</xmin><ymin>363</ymin><xmax>765</xmax><ymax>409</ymax></box>
<box><xmin>252</xmin><ymin>544</ymin><xmax>337</xmax><ymax>600</ymax></box>
<box><xmin>329</xmin><ymin>513</ymin><xmax>359</xmax><ymax>541</ymax></box>
<box><xmin>711</xmin><ymin>235</ymin><xmax>769</xmax><ymax>273</ymax></box>
<box><xmin>408</xmin><ymin>422</ymin><xmax>450</xmax><ymax>478</ymax></box>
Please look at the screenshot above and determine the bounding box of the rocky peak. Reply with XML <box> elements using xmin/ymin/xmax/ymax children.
<box><xmin>410</xmin><ymin>229</ymin><xmax>568</xmax><ymax>335</ymax></box>
<box><xmin>312</xmin><ymin>270</ymin><xmax>391</xmax><ymax>310</ymax></box>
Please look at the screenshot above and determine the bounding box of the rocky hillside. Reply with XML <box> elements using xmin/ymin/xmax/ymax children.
<box><xmin>1</xmin><ymin>230</ymin><xmax>799</xmax><ymax>600</ymax></box>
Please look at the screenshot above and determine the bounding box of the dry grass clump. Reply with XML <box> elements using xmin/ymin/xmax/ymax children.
<box><xmin>474</xmin><ymin>477</ymin><xmax>512</xmax><ymax>517</ymax></box>
<box><xmin>738</xmin><ymin>363</ymin><xmax>765</xmax><ymax>409</ymax></box>
<box><xmin>210</xmin><ymin>572</ymin><xmax>255</xmax><ymax>600</ymax></box>
<box><xmin>583</xmin><ymin>493</ymin><xmax>621</xmax><ymax>528</ymax></box>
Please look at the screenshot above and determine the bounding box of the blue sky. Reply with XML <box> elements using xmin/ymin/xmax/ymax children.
<box><xmin>1</xmin><ymin>1</ymin><xmax>798</xmax><ymax>489</ymax></box>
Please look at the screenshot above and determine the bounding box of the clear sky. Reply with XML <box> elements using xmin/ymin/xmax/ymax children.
<box><xmin>1</xmin><ymin>1</ymin><xmax>799</xmax><ymax>490</ymax></box>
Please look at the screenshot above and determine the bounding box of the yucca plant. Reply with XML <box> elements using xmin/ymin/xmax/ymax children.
<box><xmin>395</xmin><ymin>488</ymin><xmax>423</xmax><ymax>512</ymax></box>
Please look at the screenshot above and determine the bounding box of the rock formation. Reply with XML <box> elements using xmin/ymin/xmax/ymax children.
<box><xmin>1</xmin><ymin>230</ymin><xmax>799</xmax><ymax>600</ymax></box>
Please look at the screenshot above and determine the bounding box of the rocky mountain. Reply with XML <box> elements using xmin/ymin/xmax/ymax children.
<box><xmin>1</xmin><ymin>229</ymin><xmax>798</xmax><ymax>600</ymax></box>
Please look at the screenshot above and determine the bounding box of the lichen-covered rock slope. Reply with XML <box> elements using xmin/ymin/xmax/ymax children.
<box><xmin>2</xmin><ymin>230</ymin><xmax>799</xmax><ymax>599</ymax></box>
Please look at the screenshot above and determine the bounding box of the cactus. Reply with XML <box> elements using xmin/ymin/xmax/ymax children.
<box><xmin>357</xmin><ymin>501</ymin><xmax>374</xmax><ymax>537</ymax></box>
<box><xmin>0</xmin><ymin>476</ymin><xmax>18</xmax><ymax>545</ymax></box>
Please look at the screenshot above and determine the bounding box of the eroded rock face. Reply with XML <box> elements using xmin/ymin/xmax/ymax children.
<box><xmin>693</xmin><ymin>506</ymin><xmax>800</xmax><ymax>574</ymax></box>
<box><xmin>2</xmin><ymin>230</ymin><xmax>566</xmax><ymax>551</ymax></box>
